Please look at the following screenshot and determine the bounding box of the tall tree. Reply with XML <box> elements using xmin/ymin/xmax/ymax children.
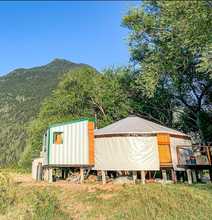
<box><xmin>123</xmin><ymin>1</ymin><xmax>212</xmax><ymax>143</ymax></box>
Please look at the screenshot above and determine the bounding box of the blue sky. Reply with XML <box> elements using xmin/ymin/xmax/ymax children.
<box><xmin>0</xmin><ymin>1</ymin><xmax>140</xmax><ymax>75</ymax></box>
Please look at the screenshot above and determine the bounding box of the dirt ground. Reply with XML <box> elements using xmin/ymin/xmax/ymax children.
<box><xmin>11</xmin><ymin>172</ymin><xmax>122</xmax><ymax>192</ymax></box>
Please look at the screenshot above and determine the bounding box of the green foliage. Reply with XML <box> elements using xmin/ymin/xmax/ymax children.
<box><xmin>0</xmin><ymin>59</ymin><xmax>91</xmax><ymax>166</ymax></box>
<box><xmin>0</xmin><ymin>172</ymin><xmax>16</xmax><ymax>214</ymax></box>
<box><xmin>20</xmin><ymin>66</ymin><xmax>131</xmax><ymax>167</ymax></box>
<box><xmin>198</xmin><ymin>44</ymin><xmax>212</xmax><ymax>79</ymax></box>
<box><xmin>0</xmin><ymin>172</ymin><xmax>70</xmax><ymax>219</ymax></box>
<box><xmin>29</xmin><ymin>190</ymin><xmax>70</xmax><ymax>220</ymax></box>
<box><xmin>123</xmin><ymin>1</ymin><xmax>212</xmax><ymax>143</ymax></box>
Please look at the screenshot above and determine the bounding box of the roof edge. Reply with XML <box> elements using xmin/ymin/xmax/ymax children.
<box><xmin>49</xmin><ymin>117</ymin><xmax>95</xmax><ymax>128</ymax></box>
<box><xmin>95</xmin><ymin>131</ymin><xmax>190</xmax><ymax>138</ymax></box>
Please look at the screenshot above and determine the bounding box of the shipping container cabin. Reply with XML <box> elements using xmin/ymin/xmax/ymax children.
<box><xmin>41</xmin><ymin>118</ymin><xmax>95</xmax><ymax>168</ymax></box>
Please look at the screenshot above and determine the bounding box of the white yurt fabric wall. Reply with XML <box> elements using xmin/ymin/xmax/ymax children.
<box><xmin>95</xmin><ymin>136</ymin><xmax>159</xmax><ymax>170</ymax></box>
<box><xmin>94</xmin><ymin>116</ymin><xmax>191</xmax><ymax>171</ymax></box>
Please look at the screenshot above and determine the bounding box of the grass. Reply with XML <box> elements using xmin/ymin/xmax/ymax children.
<box><xmin>0</xmin><ymin>171</ymin><xmax>212</xmax><ymax>220</ymax></box>
<box><xmin>0</xmin><ymin>171</ymin><xmax>71</xmax><ymax>220</ymax></box>
<box><xmin>72</xmin><ymin>184</ymin><xmax>212</xmax><ymax>220</ymax></box>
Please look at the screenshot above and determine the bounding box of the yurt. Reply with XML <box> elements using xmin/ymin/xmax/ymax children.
<box><xmin>94</xmin><ymin>116</ymin><xmax>191</xmax><ymax>172</ymax></box>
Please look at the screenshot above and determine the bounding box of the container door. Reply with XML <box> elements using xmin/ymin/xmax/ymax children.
<box><xmin>157</xmin><ymin>134</ymin><xmax>172</xmax><ymax>167</ymax></box>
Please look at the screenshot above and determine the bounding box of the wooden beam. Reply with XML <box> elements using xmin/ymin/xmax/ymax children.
<box><xmin>171</xmin><ymin>169</ymin><xmax>177</xmax><ymax>183</ymax></box>
<box><xmin>191</xmin><ymin>170</ymin><xmax>197</xmax><ymax>183</ymax></box>
<box><xmin>48</xmin><ymin>168</ymin><xmax>53</xmax><ymax>183</ymax></box>
<box><xmin>37</xmin><ymin>163</ymin><xmax>42</xmax><ymax>181</ymax></box>
<box><xmin>207</xmin><ymin>146</ymin><xmax>211</xmax><ymax>165</ymax></box>
<box><xmin>209</xmin><ymin>169</ymin><xmax>212</xmax><ymax>183</ymax></box>
<box><xmin>80</xmin><ymin>168</ymin><xmax>84</xmax><ymax>184</ymax></box>
<box><xmin>102</xmin><ymin>170</ymin><xmax>106</xmax><ymax>185</ymax></box>
<box><xmin>186</xmin><ymin>169</ymin><xmax>192</xmax><ymax>184</ymax></box>
<box><xmin>141</xmin><ymin>171</ymin><xmax>145</xmax><ymax>184</ymax></box>
<box><xmin>132</xmin><ymin>171</ymin><xmax>137</xmax><ymax>184</ymax></box>
<box><xmin>61</xmin><ymin>169</ymin><xmax>65</xmax><ymax>179</ymax></box>
<box><xmin>162</xmin><ymin>170</ymin><xmax>167</xmax><ymax>184</ymax></box>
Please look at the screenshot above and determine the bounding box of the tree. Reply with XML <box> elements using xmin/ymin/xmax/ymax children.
<box><xmin>123</xmin><ymin>1</ymin><xmax>212</xmax><ymax>143</ymax></box>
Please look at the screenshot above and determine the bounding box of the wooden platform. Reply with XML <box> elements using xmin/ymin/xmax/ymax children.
<box><xmin>177</xmin><ymin>164</ymin><xmax>212</xmax><ymax>170</ymax></box>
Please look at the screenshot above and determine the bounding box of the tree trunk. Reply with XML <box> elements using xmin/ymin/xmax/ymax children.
<box><xmin>196</xmin><ymin>111</ymin><xmax>205</xmax><ymax>145</ymax></box>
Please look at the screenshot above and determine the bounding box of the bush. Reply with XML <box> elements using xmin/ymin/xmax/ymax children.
<box><xmin>0</xmin><ymin>172</ymin><xmax>16</xmax><ymax>214</ymax></box>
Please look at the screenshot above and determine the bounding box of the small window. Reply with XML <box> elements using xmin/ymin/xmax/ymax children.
<box><xmin>53</xmin><ymin>132</ymin><xmax>63</xmax><ymax>144</ymax></box>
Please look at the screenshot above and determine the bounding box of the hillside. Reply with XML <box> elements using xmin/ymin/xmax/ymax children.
<box><xmin>0</xmin><ymin>59</ymin><xmax>92</xmax><ymax>166</ymax></box>
<box><xmin>1</xmin><ymin>171</ymin><xmax>212</xmax><ymax>220</ymax></box>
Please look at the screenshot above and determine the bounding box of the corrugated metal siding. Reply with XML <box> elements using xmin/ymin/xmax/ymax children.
<box><xmin>48</xmin><ymin>121</ymin><xmax>89</xmax><ymax>165</ymax></box>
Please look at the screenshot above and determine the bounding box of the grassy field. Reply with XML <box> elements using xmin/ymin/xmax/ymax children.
<box><xmin>0</xmin><ymin>171</ymin><xmax>212</xmax><ymax>220</ymax></box>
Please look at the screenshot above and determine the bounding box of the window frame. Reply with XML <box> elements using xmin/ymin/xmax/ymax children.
<box><xmin>53</xmin><ymin>132</ymin><xmax>64</xmax><ymax>145</ymax></box>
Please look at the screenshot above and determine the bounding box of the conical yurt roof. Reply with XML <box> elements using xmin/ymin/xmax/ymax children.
<box><xmin>95</xmin><ymin>116</ymin><xmax>188</xmax><ymax>137</ymax></box>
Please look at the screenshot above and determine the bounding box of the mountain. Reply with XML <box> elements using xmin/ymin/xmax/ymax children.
<box><xmin>0</xmin><ymin>59</ymin><xmax>92</xmax><ymax>166</ymax></box>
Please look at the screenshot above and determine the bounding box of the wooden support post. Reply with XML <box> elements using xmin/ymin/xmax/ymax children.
<box><xmin>102</xmin><ymin>170</ymin><xmax>106</xmax><ymax>185</ymax></box>
<box><xmin>141</xmin><ymin>171</ymin><xmax>145</xmax><ymax>184</ymax></box>
<box><xmin>186</xmin><ymin>169</ymin><xmax>192</xmax><ymax>184</ymax></box>
<box><xmin>80</xmin><ymin>168</ymin><xmax>84</xmax><ymax>184</ymax></box>
<box><xmin>209</xmin><ymin>169</ymin><xmax>212</xmax><ymax>183</ymax></box>
<box><xmin>132</xmin><ymin>171</ymin><xmax>137</xmax><ymax>184</ymax></box>
<box><xmin>171</xmin><ymin>169</ymin><xmax>177</xmax><ymax>183</ymax></box>
<box><xmin>65</xmin><ymin>169</ymin><xmax>69</xmax><ymax>179</ymax></box>
<box><xmin>148</xmin><ymin>171</ymin><xmax>152</xmax><ymax>179</ymax></box>
<box><xmin>62</xmin><ymin>169</ymin><xmax>65</xmax><ymax>179</ymax></box>
<box><xmin>37</xmin><ymin>163</ymin><xmax>42</xmax><ymax>181</ymax></box>
<box><xmin>43</xmin><ymin>168</ymin><xmax>47</xmax><ymax>181</ymax></box>
<box><xmin>162</xmin><ymin>170</ymin><xmax>167</xmax><ymax>184</ymax></box>
<box><xmin>191</xmin><ymin>170</ymin><xmax>197</xmax><ymax>183</ymax></box>
<box><xmin>48</xmin><ymin>168</ymin><xmax>53</xmax><ymax>183</ymax></box>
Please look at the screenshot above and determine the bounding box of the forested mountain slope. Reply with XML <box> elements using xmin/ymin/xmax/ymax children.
<box><xmin>0</xmin><ymin>59</ymin><xmax>91</xmax><ymax>166</ymax></box>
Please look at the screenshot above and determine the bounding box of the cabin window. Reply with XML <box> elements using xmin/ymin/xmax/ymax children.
<box><xmin>53</xmin><ymin>132</ymin><xmax>63</xmax><ymax>145</ymax></box>
<box><xmin>177</xmin><ymin>146</ymin><xmax>193</xmax><ymax>165</ymax></box>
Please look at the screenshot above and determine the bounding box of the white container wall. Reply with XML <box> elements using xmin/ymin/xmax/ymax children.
<box><xmin>44</xmin><ymin>120</ymin><xmax>92</xmax><ymax>166</ymax></box>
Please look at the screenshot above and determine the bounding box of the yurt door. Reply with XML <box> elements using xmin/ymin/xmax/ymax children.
<box><xmin>157</xmin><ymin>134</ymin><xmax>172</xmax><ymax>167</ymax></box>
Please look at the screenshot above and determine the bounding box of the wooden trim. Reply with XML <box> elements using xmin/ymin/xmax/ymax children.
<box><xmin>160</xmin><ymin>163</ymin><xmax>173</xmax><ymax>167</ymax></box>
<box><xmin>207</xmin><ymin>146</ymin><xmax>212</xmax><ymax>165</ymax></box>
<box><xmin>44</xmin><ymin>164</ymin><xmax>94</xmax><ymax>168</ymax></box>
<box><xmin>158</xmin><ymin>132</ymin><xmax>190</xmax><ymax>140</ymax></box>
<box><xmin>157</xmin><ymin>134</ymin><xmax>172</xmax><ymax>165</ymax></box>
<box><xmin>95</xmin><ymin>133</ymin><xmax>190</xmax><ymax>139</ymax></box>
<box><xmin>170</xmin><ymin>134</ymin><xmax>191</xmax><ymax>140</ymax></box>
<box><xmin>177</xmin><ymin>164</ymin><xmax>212</xmax><ymax>169</ymax></box>
<box><xmin>88</xmin><ymin>122</ymin><xmax>95</xmax><ymax>165</ymax></box>
<box><xmin>95</xmin><ymin>133</ymin><xmax>157</xmax><ymax>138</ymax></box>
<box><xmin>160</xmin><ymin>166</ymin><xmax>174</xmax><ymax>169</ymax></box>
<box><xmin>157</xmin><ymin>133</ymin><xmax>170</xmax><ymax>145</ymax></box>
